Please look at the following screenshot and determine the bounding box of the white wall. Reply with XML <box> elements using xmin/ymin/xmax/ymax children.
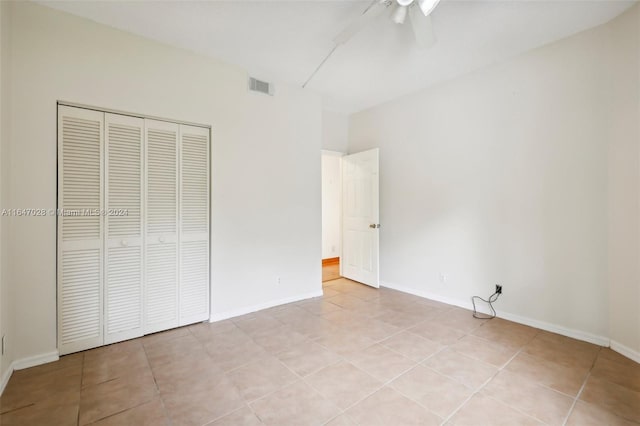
<box><xmin>0</xmin><ymin>0</ymin><xmax>4</xmax><ymax>378</ymax></box>
<box><xmin>322</xmin><ymin>110</ymin><xmax>349</xmax><ymax>152</ymax></box>
<box><xmin>350</xmin><ymin>9</ymin><xmax>637</xmax><ymax>346</ymax></box>
<box><xmin>0</xmin><ymin>0</ymin><xmax>6</xmax><ymax>384</ymax></box>
<box><xmin>5</xmin><ymin>1</ymin><xmax>322</xmax><ymax>363</ymax></box>
<box><xmin>606</xmin><ymin>5</ymin><xmax>640</xmax><ymax>359</ymax></box>
<box><xmin>321</xmin><ymin>151</ymin><xmax>342</xmax><ymax>259</ymax></box>
<box><xmin>0</xmin><ymin>0</ymin><xmax>14</xmax><ymax>387</ymax></box>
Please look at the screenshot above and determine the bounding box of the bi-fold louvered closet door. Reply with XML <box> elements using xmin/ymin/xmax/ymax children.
<box><xmin>57</xmin><ymin>105</ymin><xmax>210</xmax><ymax>355</ymax></box>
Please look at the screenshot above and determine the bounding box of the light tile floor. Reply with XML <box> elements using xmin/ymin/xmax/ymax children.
<box><xmin>1</xmin><ymin>277</ymin><xmax>639</xmax><ymax>425</ymax></box>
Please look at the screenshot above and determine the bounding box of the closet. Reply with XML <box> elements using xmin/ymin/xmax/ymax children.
<box><xmin>57</xmin><ymin>105</ymin><xmax>210</xmax><ymax>355</ymax></box>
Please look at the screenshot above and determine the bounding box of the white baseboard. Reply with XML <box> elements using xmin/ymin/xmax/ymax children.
<box><xmin>496</xmin><ymin>310</ymin><xmax>610</xmax><ymax>347</ymax></box>
<box><xmin>610</xmin><ymin>340</ymin><xmax>640</xmax><ymax>364</ymax></box>
<box><xmin>0</xmin><ymin>363</ymin><xmax>13</xmax><ymax>395</ymax></box>
<box><xmin>380</xmin><ymin>281</ymin><xmax>610</xmax><ymax>347</ymax></box>
<box><xmin>13</xmin><ymin>350</ymin><xmax>59</xmax><ymax>371</ymax></box>
<box><xmin>209</xmin><ymin>290</ymin><xmax>324</xmax><ymax>322</ymax></box>
<box><xmin>382</xmin><ymin>281</ymin><xmax>474</xmax><ymax>312</ymax></box>
<box><xmin>0</xmin><ymin>350</ymin><xmax>60</xmax><ymax>396</ymax></box>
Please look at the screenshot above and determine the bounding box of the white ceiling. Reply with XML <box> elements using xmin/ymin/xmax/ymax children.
<box><xmin>40</xmin><ymin>0</ymin><xmax>635</xmax><ymax>113</ymax></box>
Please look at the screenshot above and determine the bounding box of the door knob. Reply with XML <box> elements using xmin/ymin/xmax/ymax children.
<box><xmin>159</xmin><ymin>236</ymin><xmax>166</xmax><ymax>243</ymax></box>
<box><xmin>121</xmin><ymin>239</ymin><xmax>128</xmax><ymax>247</ymax></box>
<box><xmin>369</xmin><ymin>224</ymin><xmax>380</xmax><ymax>229</ymax></box>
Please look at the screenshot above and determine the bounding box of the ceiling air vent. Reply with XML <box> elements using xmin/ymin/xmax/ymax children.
<box><xmin>248</xmin><ymin>77</ymin><xmax>274</xmax><ymax>96</ymax></box>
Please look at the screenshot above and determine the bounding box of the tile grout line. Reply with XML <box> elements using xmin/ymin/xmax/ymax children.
<box><xmin>440</xmin><ymin>327</ymin><xmax>605</xmax><ymax>426</ymax></box>
<box><xmin>560</xmin><ymin>345</ymin><xmax>601</xmax><ymax>426</ymax></box>
<box><xmin>80</xmin><ymin>340</ymin><xmax>160</xmax><ymax>424</ymax></box>
<box><xmin>430</xmin><ymin>341</ymin><xmax>504</xmax><ymax>425</ymax></box>
<box><xmin>317</xmin><ymin>317</ymin><xmax>514</xmax><ymax>426</ymax></box>
<box><xmin>438</xmin><ymin>330</ymin><xmax>535</xmax><ymax>426</ymax></box>
<box><xmin>318</xmin><ymin>344</ymin><xmax>453</xmax><ymax>425</ymax></box>
<box><xmin>145</xmin><ymin>331</ymin><xmax>198</xmax><ymax>426</ymax></box>
<box><xmin>191</xmin><ymin>326</ymin><xmax>276</xmax><ymax>425</ymax></box>
<box><xmin>218</xmin><ymin>339</ymin><xmax>318</xmax><ymax>426</ymax></box>
<box><xmin>0</xmin><ymin>403</ymin><xmax>36</xmax><ymax>417</ymax></box>
<box><xmin>154</xmin><ymin>326</ymin><xmax>254</xmax><ymax>425</ymax></box>
<box><xmin>307</xmin><ymin>300</ymin><xmax>445</xmax><ymax>423</ymax></box>
<box><xmin>84</xmin><ymin>399</ymin><xmax>159</xmax><ymax>426</ymax></box>
<box><xmin>241</xmin><ymin>347</ymin><xmax>339</xmax><ymax>426</ymax></box>
<box><xmin>141</xmin><ymin>340</ymin><xmax>170</xmax><ymax>426</ymax></box>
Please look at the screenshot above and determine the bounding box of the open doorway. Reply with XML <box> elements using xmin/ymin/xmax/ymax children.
<box><xmin>321</xmin><ymin>148</ymin><xmax>381</xmax><ymax>287</ymax></box>
<box><xmin>321</xmin><ymin>150</ymin><xmax>343</xmax><ymax>284</ymax></box>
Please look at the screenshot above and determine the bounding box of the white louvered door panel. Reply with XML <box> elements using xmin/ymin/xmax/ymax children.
<box><xmin>179</xmin><ymin>125</ymin><xmax>210</xmax><ymax>325</ymax></box>
<box><xmin>104</xmin><ymin>113</ymin><xmax>144</xmax><ymax>344</ymax></box>
<box><xmin>57</xmin><ymin>106</ymin><xmax>105</xmax><ymax>355</ymax></box>
<box><xmin>144</xmin><ymin>119</ymin><xmax>179</xmax><ymax>334</ymax></box>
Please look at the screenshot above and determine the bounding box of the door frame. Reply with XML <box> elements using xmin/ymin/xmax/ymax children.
<box><xmin>321</xmin><ymin>150</ymin><xmax>345</xmax><ymax>282</ymax></box>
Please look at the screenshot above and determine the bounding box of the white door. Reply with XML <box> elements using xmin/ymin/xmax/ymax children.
<box><xmin>58</xmin><ymin>105</ymin><xmax>211</xmax><ymax>354</ymax></box>
<box><xmin>341</xmin><ymin>148</ymin><xmax>379</xmax><ymax>288</ymax></box>
<box><xmin>104</xmin><ymin>113</ymin><xmax>144</xmax><ymax>344</ymax></box>
<box><xmin>57</xmin><ymin>106</ymin><xmax>105</xmax><ymax>355</ymax></box>
<box><xmin>144</xmin><ymin>119</ymin><xmax>180</xmax><ymax>334</ymax></box>
<box><xmin>179</xmin><ymin>124</ymin><xmax>210</xmax><ymax>325</ymax></box>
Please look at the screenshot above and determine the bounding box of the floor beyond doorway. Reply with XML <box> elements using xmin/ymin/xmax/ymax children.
<box><xmin>322</xmin><ymin>260</ymin><xmax>341</xmax><ymax>282</ymax></box>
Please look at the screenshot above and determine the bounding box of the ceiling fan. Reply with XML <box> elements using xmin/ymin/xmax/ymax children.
<box><xmin>335</xmin><ymin>0</ymin><xmax>440</xmax><ymax>49</ymax></box>
<box><xmin>302</xmin><ymin>0</ymin><xmax>441</xmax><ymax>88</ymax></box>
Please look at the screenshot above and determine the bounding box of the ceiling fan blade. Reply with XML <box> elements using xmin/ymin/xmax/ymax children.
<box><xmin>409</xmin><ymin>5</ymin><xmax>436</xmax><ymax>49</ymax></box>
<box><xmin>334</xmin><ymin>0</ymin><xmax>390</xmax><ymax>45</ymax></box>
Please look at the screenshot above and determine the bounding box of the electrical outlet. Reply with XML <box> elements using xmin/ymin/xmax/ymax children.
<box><xmin>496</xmin><ymin>284</ymin><xmax>503</xmax><ymax>294</ymax></box>
<box><xmin>439</xmin><ymin>273</ymin><xmax>447</xmax><ymax>283</ymax></box>
<box><xmin>276</xmin><ymin>277</ymin><xmax>281</xmax><ymax>285</ymax></box>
